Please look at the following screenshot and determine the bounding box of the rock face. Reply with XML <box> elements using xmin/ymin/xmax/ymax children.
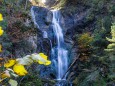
<box><xmin>29</xmin><ymin>0</ymin><xmax>57</xmax><ymax>7</ymax></box>
<box><xmin>31</xmin><ymin>6</ymin><xmax>53</xmax><ymax>55</ymax></box>
<box><xmin>31</xmin><ymin>6</ymin><xmax>95</xmax><ymax>79</ymax></box>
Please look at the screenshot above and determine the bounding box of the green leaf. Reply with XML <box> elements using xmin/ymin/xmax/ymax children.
<box><xmin>8</xmin><ymin>79</ymin><xmax>18</xmax><ymax>86</ymax></box>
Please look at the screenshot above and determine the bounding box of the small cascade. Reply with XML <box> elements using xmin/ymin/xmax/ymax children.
<box><xmin>51</xmin><ymin>10</ymin><xmax>68</xmax><ymax>80</ymax></box>
<box><xmin>31</xmin><ymin>6</ymin><xmax>39</xmax><ymax>29</ymax></box>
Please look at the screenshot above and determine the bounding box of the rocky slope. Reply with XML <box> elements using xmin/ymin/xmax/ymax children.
<box><xmin>1</xmin><ymin>0</ymin><xmax>115</xmax><ymax>83</ymax></box>
<box><xmin>30</xmin><ymin>0</ymin><xmax>115</xmax><ymax>80</ymax></box>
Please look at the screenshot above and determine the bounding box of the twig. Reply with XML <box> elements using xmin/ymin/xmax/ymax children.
<box><xmin>24</xmin><ymin>0</ymin><xmax>28</xmax><ymax>10</ymax></box>
<box><xmin>61</xmin><ymin>54</ymin><xmax>80</xmax><ymax>79</ymax></box>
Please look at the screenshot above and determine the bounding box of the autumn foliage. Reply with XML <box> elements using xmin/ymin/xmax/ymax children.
<box><xmin>78</xmin><ymin>33</ymin><xmax>93</xmax><ymax>61</ymax></box>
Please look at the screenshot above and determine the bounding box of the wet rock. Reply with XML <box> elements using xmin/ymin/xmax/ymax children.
<box><xmin>45</xmin><ymin>11</ymin><xmax>53</xmax><ymax>25</ymax></box>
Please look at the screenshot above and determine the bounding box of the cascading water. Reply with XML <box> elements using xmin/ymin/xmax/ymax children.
<box><xmin>31</xmin><ymin>6</ymin><xmax>68</xmax><ymax>84</ymax></box>
<box><xmin>51</xmin><ymin>10</ymin><xmax>68</xmax><ymax>80</ymax></box>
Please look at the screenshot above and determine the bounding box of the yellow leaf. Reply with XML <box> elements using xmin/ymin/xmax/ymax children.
<box><xmin>4</xmin><ymin>60</ymin><xmax>16</xmax><ymax>68</ymax></box>
<box><xmin>8</xmin><ymin>79</ymin><xmax>18</xmax><ymax>86</ymax></box>
<box><xmin>38</xmin><ymin>60</ymin><xmax>44</xmax><ymax>64</ymax></box>
<box><xmin>0</xmin><ymin>44</ymin><xmax>2</xmax><ymax>52</ymax></box>
<box><xmin>38</xmin><ymin>59</ymin><xmax>51</xmax><ymax>65</ymax></box>
<box><xmin>0</xmin><ymin>79</ymin><xmax>3</xmax><ymax>83</ymax></box>
<box><xmin>1</xmin><ymin>70</ymin><xmax>11</xmax><ymax>79</ymax></box>
<box><xmin>0</xmin><ymin>27</ymin><xmax>4</xmax><ymax>36</ymax></box>
<box><xmin>39</xmin><ymin>53</ymin><xmax>48</xmax><ymax>60</ymax></box>
<box><xmin>44</xmin><ymin>60</ymin><xmax>51</xmax><ymax>66</ymax></box>
<box><xmin>13</xmin><ymin>64</ymin><xmax>28</xmax><ymax>76</ymax></box>
<box><xmin>36</xmin><ymin>53</ymin><xmax>51</xmax><ymax>65</ymax></box>
<box><xmin>0</xmin><ymin>13</ymin><xmax>3</xmax><ymax>21</ymax></box>
<box><xmin>31</xmin><ymin>53</ymin><xmax>46</xmax><ymax>62</ymax></box>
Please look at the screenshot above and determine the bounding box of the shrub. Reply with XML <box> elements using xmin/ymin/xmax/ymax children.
<box><xmin>77</xmin><ymin>33</ymin><xmax>93</xmax><ymax>61</ymax></box>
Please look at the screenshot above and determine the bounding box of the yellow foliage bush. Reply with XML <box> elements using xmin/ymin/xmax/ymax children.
<box><xmin>0</xmin><ymin>13</ymin><xmax>3</xmax><ymax>21</ymax></box>
<box><xmin>0</xmin><ymin>13</ymin><xmax>4</xmax><ymax>53</ymax></box>
<box><xmin>78</xmin><ymin>33</ymin><xmax>93</xmax><ymax>49</ymax></box>
<box><xmin>77</xmin><ymin>33</ymin><xmax>93</xmax><ymax>61</ymax></box>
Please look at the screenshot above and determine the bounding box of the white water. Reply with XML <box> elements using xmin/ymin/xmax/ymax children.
<box><xmin>31</xmin><ymin>6</ymin><xmax>68</xmax><ymax>80</ymax></box>
<box><xmin>43</xmin><ymin>31</ymin><xmax>48</xmax><ymax>38</ymax></box>
<box><xmin>51</xmin><ymin>10</ymin><xmax>68</xmax><ymax>80</ymax></box>
<box><xmin>31</xmin><ymin>6</ymin><xmax>39</xmax><ymax>29</ymax></box>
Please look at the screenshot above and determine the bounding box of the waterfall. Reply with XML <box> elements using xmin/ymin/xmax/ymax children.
<box><xmin>51</xmin><ymin>10</ymin><xmax>68</xmax><ymax>80</ymax></box>
<box><xmin>31</xmin><ymin>6</ymin><xmax>68</xmax><ymax>81</ymax></box>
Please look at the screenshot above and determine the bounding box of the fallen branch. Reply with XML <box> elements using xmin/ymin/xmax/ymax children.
<box><xmin>62</xmin><ymin>54</ymin><xmax>80</xmax><ymax>79</ymax></box>
<box><xmin>41</xmin><ymin>78</ymin><xmax>56</xmax><ymax>85</ymax></box>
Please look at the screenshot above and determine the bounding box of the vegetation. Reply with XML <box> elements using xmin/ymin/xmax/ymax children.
<box><xmin>0</xmin><ymin>0</ymin><xmax>115</xmax><ymax>86</ymax></box>
<box><xmin>0</xmin><ymin>0</ymin><xmax>51</xmax><ymax>86</ymax></box>
<box><xmin>77</xmin><ymin>33</ymin><xmax>93</xmax><ymax>61</ymax></box>
<box><xmin>104</xmin><ymin>24</ymin><xmax>115</xmax><ymax>82</ymax></box>
<box><xmin>0</xmin><ymin>13</ymin><xmax>51</xmax><ymax>85</ymax></box>
<box><xmin>73</xmin><ymin>24</ymin><xmax>115</xmax><ymax>86</ymax></box>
